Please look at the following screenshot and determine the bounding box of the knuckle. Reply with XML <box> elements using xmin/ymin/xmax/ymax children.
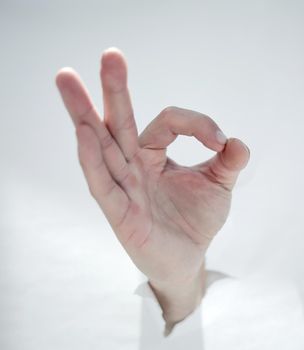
<box><xmin>109</xmin><ymin>112</ymin><xmax>136</xmax><ymax>133</ymax></box>
<box><xmin>194</xmin><ymin>113</ymin><xmax>217</xmax><ymax>130</ymax></box>
<box><xmin>160</xmin><ymin>106</ymin><xmax>178</xmax><ymax>120</ymax></box>
<box><xmin>200</xmin><ymin>113</ymin><xmax>215</xmax><ymax>125</ymax></box>
<box><xmin>201</xmin><ymin>113</ymin><xmax>211</xmax><ymax>121</ymax></box>
<box><xmin>120</xmin><ymin>113</ymin><xmax>136</xmax><ymax>130</ymax></box>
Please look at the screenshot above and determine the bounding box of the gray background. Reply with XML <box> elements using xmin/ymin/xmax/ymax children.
<box><xmin>1</xmin><ymin>0</ymin><xmax>304</xmax><ymax>348</ymax></box>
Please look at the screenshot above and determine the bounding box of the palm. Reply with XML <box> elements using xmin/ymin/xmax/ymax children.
<box><xmin>152</xmin><ymin>159</ymin><xmax>231</xmax><ymax>247</ymax></box>
<box><xmin>56</xmin><ymin>48</ymin><xmax>249</xmax><ymax>285</ymax></box>
<box><xmin>115</xmin><ymin>147</ymin><xmax>231</xmax><ymax>283</ymax></box>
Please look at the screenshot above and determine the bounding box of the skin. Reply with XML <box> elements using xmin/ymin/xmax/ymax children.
<box><xmin>55</xmin><ymin>47</ymin><xmax>250</xmax><ymax>333</ymax></box>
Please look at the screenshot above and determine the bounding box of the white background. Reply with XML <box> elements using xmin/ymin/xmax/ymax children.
<box><xmin>1</xmin><ymin>0</ymin><xmax>304</xmax><ymax>348</ymax></box>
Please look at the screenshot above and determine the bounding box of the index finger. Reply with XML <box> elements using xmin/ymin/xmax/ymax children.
<box><xmin>139</xmin><ymin>106</ymin><xmax>227</xmax><ymax>152</ymax></box>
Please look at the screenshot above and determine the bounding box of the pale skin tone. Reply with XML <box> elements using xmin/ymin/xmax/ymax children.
<box><xmin>55</xmin><ymin>48</ymin><xmax>250</xmax><ymax>334</ymax></box>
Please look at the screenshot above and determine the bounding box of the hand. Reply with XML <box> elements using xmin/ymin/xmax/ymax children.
<box><xmin>55</xmin><ymin>48</ymin><xmax>250</xmax><ymax>327</ymax></box>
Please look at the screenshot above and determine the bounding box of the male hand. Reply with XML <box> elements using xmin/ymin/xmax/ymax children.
<box><xmin>55</xmin><ymin>48</ymin><xmax>250</xmax><ymax>329</ymax></box>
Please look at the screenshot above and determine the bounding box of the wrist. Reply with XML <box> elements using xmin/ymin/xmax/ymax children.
<box><xmin>148</xmin><ymin>262</ymin><xmax>206</xmax><ymax>332</ymax></box>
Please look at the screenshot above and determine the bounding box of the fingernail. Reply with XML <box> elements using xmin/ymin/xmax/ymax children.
<box><xmin>216</xmin><ymin>130</ymin><xmax>227</xmax><ymax>145</ymax></box>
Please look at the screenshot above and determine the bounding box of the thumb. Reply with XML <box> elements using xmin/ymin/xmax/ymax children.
<box><xmin>204</xmin><ymin>138</ymin><xmax>250</xmax><ymax>191</ymax></box>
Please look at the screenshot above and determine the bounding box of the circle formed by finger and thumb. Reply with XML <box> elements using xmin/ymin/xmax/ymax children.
<box><xmin>139</xmin><ymin>106</ymin><xmax>228</xmax><ymax>153</ymax></box>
